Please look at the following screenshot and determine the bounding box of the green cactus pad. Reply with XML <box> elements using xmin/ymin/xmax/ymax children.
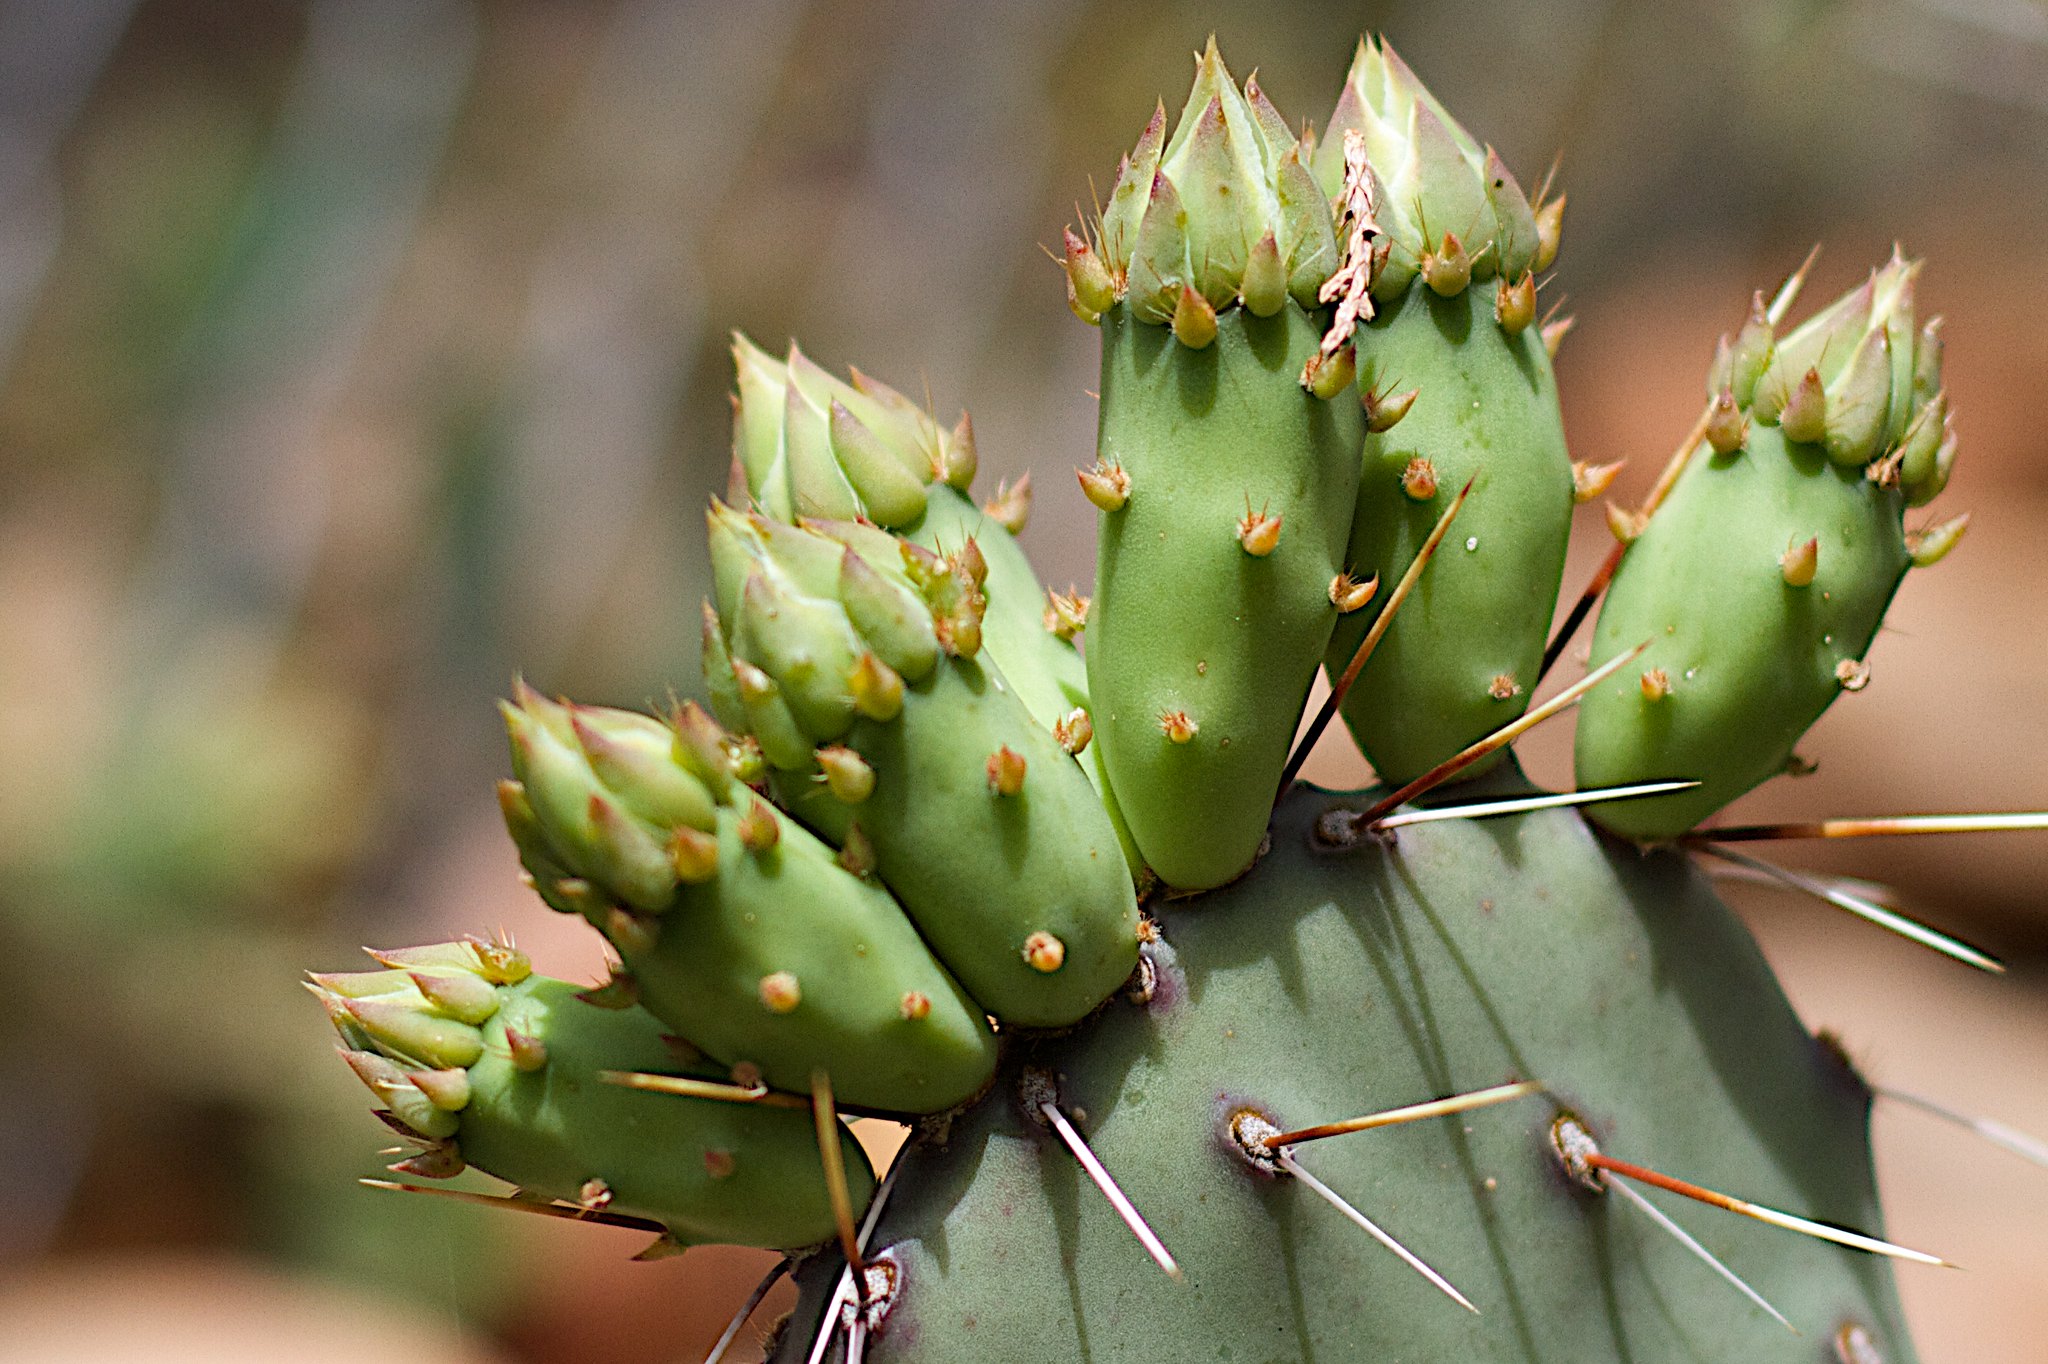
<box><xmin>1576</xmin><ymin>257</ymin><xmax>1947</xmax><ymax>840</ymax></box>
<box><xmin>500</xmin><ymin>695</ymin><xmax>998</xmax><ymax>1113</ymax></box>
<box><xmin>319</xmin><ymin>952</ymin><xmax>874</xmax><ymax>1252</ymax></box>
<box><xmin>1326</xmin><ymin>277</ymin><xmax>1574</xmax><ymax>784</ymax></box>
<box><xmin>1089</xmin><ymin>301</ymin><xmax>1363</xmax><ymax>889</ymax></box>
<box><xmin>773</xmin><ymin>776</ymin><xmax>1915</xmax><ymax>1361</ymax></box>
<box><xmin>779</xmin><ymin>653</ymin><xmax>1141</xmax><ymax>1028</ymax></box>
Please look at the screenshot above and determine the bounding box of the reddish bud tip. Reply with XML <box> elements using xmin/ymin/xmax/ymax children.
<box><xmin>737</xmin><ymin>795</ymin><xmax>781</xmax><ymax>853</ymax></box>
<box><xmin>1053</xmin><ymin>707</ymin><xmax>1094</xmax><ymax>756</ymax></box>
<box><xmin>899</xmin><ymin>990</ymin><xmax>932</xmax><ymax>1021</ymax></box>
<box><xmin>848</xmin><ymin>652</ymin><xmax>906</xmax><ymax>721</ymax></box>
<box><xmin>758</xmin><ymin>970</ymin><xmax>802</xmax><ymax>1013</ymax></box>
<box><xmin>1495</xmin><ymin>272</ymin><xmax>1537</xmax><ymax>333</ymax></box>
<box><xmin>1571</xmin><ymin>459</ymin><xmax>1624</xmax><ymax>503</ymax></box>
<box><xmin>1542</xmin><ymin>315</ymin><xmax>1575</xmax><ymax>359</ymax></box>
<box><xmin>1704</xmin><ymin>388</ymin><xmax>1747</xmax><ymax>454</ymax></box>
<box><xmin>1158</xmin><ymin>709</ymin><xmax>1198</xmax><ymax>744</ymax></box>
<box><xmin>1022</xmin><ymin>931</ymin><xmax>1067</xmax><ymax>973</ymax></box>
<box><xmin>1605</xmin><ymin>502</ymin><xmax>1645</xmax><ymax>544</ymax></box>
<box><xmin>1780</xmin><ymin>536</ymin><xmax>1819</xmax><ymax>587</ymax></box>
<box><xmin>670</xmin><ymin>825</ymin><xmax>720</xmax><ymax>883</ymax></box>
<box><xmin>1400</xmin><ymin>457</ymin><xmax>1439</xmax><ymax>501</ymax></box>
<box><xmin>1302</xmin><ymin>344</ymin><xmax>1357</xmax><ymax>400</ymax></box>
<box><xmin>1422</xmin><ymin>232</ymin><xmax>1473</xmax><ymax>297</ymax></box>
<box><xmin>505</xmin><ymin>1025</ymin><xmax>549</xmax><ymax>1072</ymax></box>
<box><xmin>1236</xmin><ymin>505</ymin><xmax>1283</xmax><ymax>556</ymax></box>
<box><xmin>1171</xmin><ymin>285</ymin><xmax>1219</xmax><ymax>349</ymax></box>
<box><xmin>986</xmin><ymin>745</ymin><xmax>1027</xmax><ymax>796</ymax></box>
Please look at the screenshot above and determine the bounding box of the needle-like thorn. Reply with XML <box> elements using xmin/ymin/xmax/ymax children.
<box><xmin>1695</xmin><ymin>844</ymin><xmax>2002</xmax><ymax>973</ymax></box>
<box><xmin>1876</xmin><ymin>1086</ymin><xmax>2048</xmax><ymax>1169</ymax></box>
<box><xmin>1277</xmin><ymin>1150</ymin><xmax>1479</xmax><ymax>1312</ymax></box>
<box><xmin>1584</xmin><ymin>1152</ymin><xmax>1955</xmax><ymax>1266</ymax></box>
<box><xmin>1695</xmin><ymin>812</ymin><xmax>2048</xmax><ymax>843</ymax></box>
<box><xmin>359</xmin><ymin>1179</ymin><xmax>668</xmax><ymax>1234</ymax></box>
<box><xmin>1278</xmin><ymin>477</ymin><xmax>1474</xmax><ymax>802</ymax></box>
<box><xmin>1373</xmin><ymin>781</ymin><xmax>1698</xmax><ymax>830</ymax></box>
<box><xmin>702</xmin><ymin>1257</ymin><xmax>793</xmax><ymax>1364</ymax></box>
<box><xmin>812</xmin><ymin>1071</ymin><xmax>864</xmax><ymax>1278</ymax></box>
<box><xmin>1355</xmin><ymin>641</ymin><xmax>1651</xmax><ymax>831</ymax></box>
<box><xmin>600</xmin><ymin>1070</ymin><xmax>809</xmax><ymax>1109</ymax></box>
<box><xmin>1040</xmin><ymin>1100</ymin><xmax>1182</xmax><ymax>1279</ymax></box>
<box><xmin>1603</xmin><ymin>1176</ymin><xmax>1797</xmax><ymax>1333</ymax></box>
<box><xmin>1264</xmin><ymin>1081</ymin><xmax>1543</xmax><ymax>1149</ymax></box>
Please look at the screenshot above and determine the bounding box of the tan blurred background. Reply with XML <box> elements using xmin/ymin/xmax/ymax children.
<box><xmin>0</xmin><ymin>0</ymin><xmax>2043</xmax><ymax>1359</ymax></box>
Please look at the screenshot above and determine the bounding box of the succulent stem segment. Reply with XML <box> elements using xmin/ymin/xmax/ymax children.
<box><xmin>1312</xmin><ymin>38</ymin><xmax>1577</xmax><ymax>788</ymax></box>
<box><xmin>312</xmin><ymin>943</ymin><xmax>873</xmax><ymax>1251</ymax></box>
<box><xmin>1079</xmin><ymin>39</ymin><xmax>1362</xmax><ymax>890</ymax></box>
<box><xmin>1575</xmin><ymin>253</ymin><xmax>1959</xmax><ymax>840</ymax></box>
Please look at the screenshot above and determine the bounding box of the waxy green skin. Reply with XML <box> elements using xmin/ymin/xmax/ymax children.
<box><xmin>459</xmin><ymin>976</ymin><xmax>875</xmax><ymax>1252</ymax></box>
<box><xmin>608</xmin><ymin>803</ymin><xmax>1000</xmax><ymax>1113</ymax></box>
<box><xmin>1328</xmin><ymin>278</ymin><xmax>1574</xmax><ymax>785</ymax></box>
<box><xmin>1091</xmin><ymin>300</ymin><xmax>1363</xmax><ymax>889</ymax></box>
<box><xmin>774</xmin><ymin>776</ymin><xmax>1914</xmax><ymax>1362</ymax></box>
<box><xmin>1576</xmin><ymin>424</ymin><xmax>1908</xmax><ymax>840</ymax></box>
<box><xmin>780</xmin><ymin>655</ymin><xmax>1140</xmax><ymax>1028</ymax></box>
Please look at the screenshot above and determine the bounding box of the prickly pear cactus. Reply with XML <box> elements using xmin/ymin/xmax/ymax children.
<box><xmin>304</xmin><ymin>31</ymin><xmax>2033</xmax><ymax>1364</ymax></box>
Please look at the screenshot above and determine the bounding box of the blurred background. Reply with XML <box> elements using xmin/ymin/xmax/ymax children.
<box><xmin>0</xmin><ymin>0</ymin><xmax>2043</xmax><ymax>1359</ymax></box>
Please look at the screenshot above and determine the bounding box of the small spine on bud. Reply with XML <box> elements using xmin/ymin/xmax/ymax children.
<box><xmin>1780</xmin><ymin>536</ymin><xmax>1819</xmax><ymax>587</ymax></box>
<box><xmin>1705</xmin><ymin>388</ymin><xmax>1747</xmax><ymax>454</ymax></box>
<box><xmin>1302</xmin><ymin>344</ymin><xmax>1357</xmax><ymax>399</ymax></box>
<box><xmin>1242</xmin><ymin>229</ymin><xmax>1287</xmax><ymax>317</ymax></box>
<box><xmin>1572</xmin><ymin>460</ymin><xmax>1623</xmax><ymax>504</ymax></box>
<box><xmin>1422</xmin><ymin>232</ymin><xmax>1473</xmax><ymax>297</ymax></box>
<box><xmin>1022</xmin><ymin>931</ymin><xmax>1066</xmax><ymax>973</ymax></box>
<box><xmin>758</xmin><ymin>971</ymin><xmax>802</xmax><ymax>1014</ymax></box>
<box><xmin>849</xmin><ymin>651</ymin><xmax>906</xmax><ymax>721</ymax></box>
<box><xmin>1044</xmin><ymin>587</ymin><xmax>1089</xmax><ymax>640</ymax></box>
<box><xmin>982</xmin><ymin>474</ymin><xmax>1031</xmax><ymax>535</ymax></box>
<box><xmin>1158</xmin><ymin>709</ymin><xmax>1198</xmax><ymax>744</ymax></box>
<box><xmin>1542</xmin><ymin>315</ymin><xmax>1575</xmax><ymax>360</ymax></box>
<box><xmin>1906</xmin><ymin>513</ymin><xmax>1969</xmax><ymax>567</ymax></box>
<box><xmin>1533</xmin><ymin>194</ymin><xmax>1565</xmax><ymax>273</ymax></box>
<box><xmin>1363</xmin><ymin>384</ymin><xmax>1418</xmax><ymax>434</ymax></box>
<box><xmin>816</xmin><ymin>745</ymin><xmax>876</xmax><ymax>804</ymax></box>
<box><xmin>1401</xmin><ymin>457</ymin><xmax>1439</xmax><ymax>501</ymax></box>
<box><xmin>1053</xmin><ymin>707</ymin><xmax>1093</xmax><ymax>755</ymax></box>
<box><xmin>1495</xmin><ymin>272</ymin><xmax>1537</xmax><ymax>333</ymax></box>
<box><xmin>1063</xmin><ymin>227</ymin><xmax>1117</xmax><ymax>317</ymax></box>
<box><xmin>1078</xmin><ymin>460</ymin><xmax>1131</xmax><ymax>512</ymax></box>
<box><xmin>986</xmin><ymin>745</ymin><xmax>1027</xmax><ymax>796</ymax></box>
<box><xmin>1172</xmin><ymin>285</ymin><xmax>1218</xmax><ymax>349</ymax></box>
<box><xmin>1236</xmin><ymin>504</ymin><xmax>1282</xmax><ymax>557</ymax></box>
<box><xmin>737</xmin><ymin>795</ymin><xmax>781</xmax><ymax>852</ymax></box>
<box><xmin>1330</xmin><ymin>572</ymin><xmax>1378</xmax><ymax>614</ymax></box>
<box><xmin>1779</xmin><ymin>368</ymin><xmax>1828</xmax><ymax>444</ymax></box>
<box><xmin>1640</xmin><ymin>668</ymin><xmax>1671</xmax><ymax>702</ymax></box>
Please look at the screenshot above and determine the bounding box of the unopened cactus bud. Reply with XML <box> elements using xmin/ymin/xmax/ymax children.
<box><xmin>1330</xmin><ymin>572</ymin><xmax>1378</xmax><ymax>614</ymax></box>
<box><xmin>1053</xmin><ymin>707</ymin><xmax>1094</xmax><ymax>755</ymax></box>
<box><xmin>1421</xmin><ymin>233</ymin><xmax>1473</xmax><ymax>297</ymax></box>
<box><xmin>1172</xmin><ymin>285</ymin><xmax>1219</xmax><ymax>349</ymax></box>
<box><xmin>982</xmin><ymin>473</ymin><xmax>1032</xmax><ymax>535</ymax></box>
<box><xmin>1906</xmin><ymin>512</ymin><xmax>1968</xmax><ymax>567</ymax></box>
<box><xmin>1044</xmin><ymin>588</ymin><xmax>1089</xmax><ymax>641</ymax></box>
<box><xmin>1362</xmin><ymin>384</ymin><xmax>1418</xmax><ymax>433</ymax></box>
<box><xmin>1533</xmin><ymin>193</ymin><xmax>1565</xmax><ymax>273</ymax></box>
<box><xmin>1780</xmin><ymin>536</ymin><xmax>1819</xmax><ymax>587</ymax></box>
<box><xmin>1063</xmin><ymin>227</ymin><xmax>1117</xmax><ymax>317</ymax></box>
<box><xmin>1573</xmin><ymin>460</ymin><xmax>1624</xmax><ymax>503</ymax></box>
<box><xmin>1705</xmin><ymin>389</ymin><xmax>1747</xmax><ymax>454</ymax></box>
<box><xmin>816</xmin><ymin>745</ymin><xmax>876</xmax><ymax>804</ymax></box>
<box><xmin>1401</xmin><ymin>458</ymin><xmax>1439</xmax><ymax>501</ymax></box>
<box><xmin>1302</xmin><ymin>343</ymin><xmax>1357</xmax><ymax>399</ymax></box>
<box><xmin>1078</xmin><ymin>461</ymin><xmax>1132</xmax><ymax>512</ymax></box>
<box><xmin>1236</xmin><ymin>505</ymin><xmax>1283</xmax><ymax>557</ymax></box>
<box><xmin>1495</xmin><ymin>271</ymin><xmax>1537</xmax><ymax>333</ymax></box>
<box><xmin>986</xmin><ymin>745</ymin><xmax>1028</xmax><ymax>796</ymax></box>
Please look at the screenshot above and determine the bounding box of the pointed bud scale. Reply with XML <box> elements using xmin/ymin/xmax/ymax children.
<box><xmin>1822</xmin><ymin>329</ymin><xmax>1893</xmax><ymax>467</ymax></box>
<box><xmin>1022</xmin><ymin>931</ymin><xmax>1066</xmax><ymax>973</ymax></box>
<box><xmin>339</xmin><ymin>1046</ymin><xmax>410</xmax><ymax>1097</ymax></box>
<box><xmin>409</xmin><ymin>970</ymin><xmax>501</xmax><ymax>1026</ymax></box>
<box><xmin>1236</xmin><ymin>506</ymin><xmax>1282</xmax><ymax>557</ymax></box>
<box><xmin>1726</xmin><ymin>292</ymin><xmax>1775</xmax><ymax>407</ymax></box>
<box><xmin>1912</xmin><ymin>318</ymin><xmax>1944</xmax><ymax>405</ymax></box>
<box><xmin>940</xmin><ymin>412</ymin><xmax>978</xmax><ymax>490</ymax></box>
<box><xmin>1063</xmin><ymin>227</ymin><xmax>1118</xmax><ymax>317</ymax></box>
<box><xmin>310</xmin><ymin>969</ymin><xmax>410</xmax><ymax>999</ymax></box>
<box><xmin>1533</xmin><ymin>193</ymin><xmax>1565</xmax><ymax>273</ymax></box>
<box><xmin>1422</xmin><ymin>234</ymin><xmax>1473</xmax><ymax>297</ymax></box>
<box><xmin>730</xmin><ymin>656</ymin><xmax>814</xmax><ymax>771</ymax></box>
<box><xmin>1363</xmin><ymin>385</ymin><xmax>1418</xmax><ymax>434</ymax></box>
<box><xmin>982</xmin><ymin>473</ymin><xmax>1032</xmax><ymax>535</ymax></box>
<box><xmin>1172</xmin><ymin>285</ymin><xmax>1219</xmax><ymax>349</ymax></box>
<box><xmin>412</xmin><ymin>1067</ymin><xmax>473</xmax><ymax>1113</ymax></box>
<box><xmin>1330</xmin><ymin>572</ymin><xmax>1378</xmax><ymax>614</ymax></box>
<box><xmin>986</xmin><ymin>745</ymin><xmax>1027</xmax><ymax>796</ymax></box>
<box><xmin>848</xmin><ymin>651</ymin><xmax>905</xmax><ymax>721</ymax></box>
<box><xmin>836</xmin><ymin>546</ymin><xmax>941</xmax><ymax>682</ymax></box>
<box><xmin>606</xmin><ymin>906</ymin><xmax>662</xmax><ymax>958</ymax></box>
<box><xmin>345</xmin><ymin>996</ymin><xmax>486</xmax><ymax>1071</ymax></box>
<box><xmin>1485</xmin><ymin>149</ymin><xmax>1540</xmax><ymax>280</ymax></box>
<box><xmin>584</xmin><ymin>792</ymin><xmax>681</xmax><ymax>913</ymax></box>
<box><xmin>1573</xmin><ymin>460</ymin><xmax>1624</xmax><ymax>504</ymax></box>
<box><xmin>504</xmin><ymin>1024</ymin><xmax>549</xmax><ymax>1072</ymax></box>
<box><xmin>838</xmin><ymin>820</ymin><xmax>878</xmax><ymax>878</ymax></box>
<box><xmin>1302</xmin><ymin>343</ymin><xmax>1357</xmax><ymax>400</ymax></box>
<box><xmin>1542</xmin><ymin>315</ymin><xmax>1574</xmax><ymax>359</ymax></box>
<box><xmin>668</xmin><ymin>701</ymin><xmax>737</xmax><ymax>802</ymax></box>
<box><xmin>727</xmin><ymin>734</ymin><xmax>766</xmax><ymax>785</ymax></box>
<box><xmin>758</xmin><ymin>971</ymin><xmax>802</xmax><ymax>1014</ymax></box>
<box><xmin>368</xmin><ymin>941</ymin><xmax>503</xmax><ymax>977</ymax></box>
<box><xmin>466</xmin><ymin>938</ymin><xmax>533</xmax><ymax>987</ymax></box>
<box><xmin>1705</xmin><ymin>388</ymin><xmax>1748</xmax><ymax>456</ymax></box>
<box><xmin>388</xmin><ymin>1142</ymin><xmax>466</xmax><ymax>1180</ymax></box>
<box><xmin>1907</xmin><ymin>512</ymin><xmax>1968</xmax><ymax>567</ymax></box>
<box><xmin>1054</xmin><ymin>707</ymin><xmax>1094</xmax><ymax>755</ymax></box>
<box><xmin>700</xmin><ymin>602</ymin><xmax>749</xmax><ymax>733</ymax></box>
<box><xmin>816</xmin><ymin>745</ymin><xmax>875</xmax><ymax>804</ymax></box>
<box><xmin>1044</xmin><ymin>588</ymin><xmax>1089</xmax><ymax>641</ymax></box>
<box><xmin>1894</xmin><ymin>392</ymin><xmax>1947</xmax><ymax>495</ymax></box>
<box><xmin>954</xmin><ymin>538</ymin><xmax>989</xmax><ymax>589</ymax></box>
<box><xmin>1242</xmin><ymin>230</ymin><xmax>1287</xmax><ymax>317</ymax></box>
<box><xmin>1402</xmin><ymin>458</ymin><xmax>1439</xmax><ymax>501</ymax></box>
<box><xmin>578</xmin><ymin>970</ymin><xmax>640</xmax><ymax>1009</ymax></box>
<box><xmin>1159</xmin><ymin>710</ymin><xmax>1198</xmax><ymax>744</ymax></box>
<box><xmin>569</xmin><ymin>707</ymin><xmax>718</xmax><ymax>834</ymax></box>
<box><xmin>1777</xmin><ymin>368</ymin><xmax>1828</xmax><ymax>444</ymax></box>
<box><xmin>369</xmin><ymin>1076</ymin><xmax>461</xmax><ymax>1140</ymax></box>
<box><xmin>1606</xmin><ymin>503</ymin><xmax>1645</xmax><ymax>544</ymax></box>
<box><xmin>1495</xmin><ymin>272</ymin><xmax>1537</xmax><ymax>333</ymax></box>
<box><xmin>1079</xmin><ymin>461</ymin><xmax>1131</xmax><ymax>512</ymax></box>
<box><xmin>737</xmin><ymin>795</ymin><xmax>780</xmax><ymax>853</ymax></box>
<box><xmin>1780</xmin><ymin>537</ymin><xmax>1819</xmax><ymax>587</ymax></box>
<box><xmin>828</xmin><ymin>400</ymin><xmax>928</xmax><ymax>527</ymax></box>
